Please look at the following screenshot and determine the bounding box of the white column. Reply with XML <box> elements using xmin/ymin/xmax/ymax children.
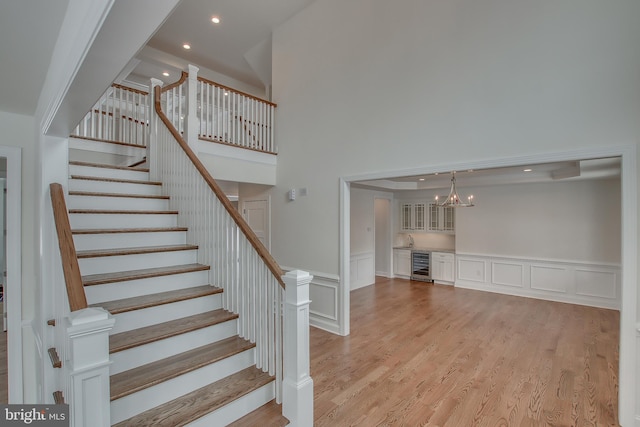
<box><xmin>184</xmin><ymin>64</ymin><xmax>200</xmax><ymax>152</ymax></box>
<box><xmin>282</xmin><ymin>270</ymin><xmax>314</xmax><ymax>427</ymax></box>
<box><xmin>66</xmin><ymin>307</ymin><xmax>115</xmax><ymax>427</ymax></box>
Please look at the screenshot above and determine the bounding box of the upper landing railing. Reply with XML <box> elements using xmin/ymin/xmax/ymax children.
<box><xmin>161</xmin><ymin>67</ymin><xmax>277</xmax><ymax>154</ymax></box>
<box><xmin>72</xmin><ymin>84</ymin><xmax>150</xmax><ymax>146</ymax></box>
<box><xmin>71</xmin><ymin>67</ymin><xmax>277</xmax><ymax>156</ymax></box>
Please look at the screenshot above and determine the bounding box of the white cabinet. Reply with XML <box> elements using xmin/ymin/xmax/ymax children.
<box><xmin>400</xmin><ymin>203</ymin><xmax>426</xmax><ymax>232</ymax></box>
<box><xmin>432</xmin><ymin>252</ymin><xmax>455</xmax><ymax>284</ymax></box>
<box><xmin>428</xmin><ymin>203</ymin><xmax>455</xmax><ymax>232</ymax></box>
<box><xmin>393</xmin><ymin>249</ymin><xmax>412</xmax><ymax>278</ymax></box>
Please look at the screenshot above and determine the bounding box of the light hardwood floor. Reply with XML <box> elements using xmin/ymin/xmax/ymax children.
<box><xmin>311</xmin><ymin>277</ymin><xmax>619</xmax><ymax>426</ymax></box>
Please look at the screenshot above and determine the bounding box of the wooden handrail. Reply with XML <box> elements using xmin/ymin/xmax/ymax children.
<box><xmin>197</xmin><ymin>76</ymin><xmax>277</xmax><ymax>107</ymax></box>
<box><xmin>154</xmin><ymin>86</ymin><xmax>285</xmax><ymax>288</ymax></box>
<box><xmin>112</xmin><ymin>83</ymin><xmax>148</xmax><ymax>96</ymax></box>
<box><xmin>162</xmin><ymin>71</ymin><xmax>188</xmax><ymax>93</ymax></box>
<box><xmin>50</xmin><ymin>183</ymin><xmax>88</xmax><ymax>311</ymax></box>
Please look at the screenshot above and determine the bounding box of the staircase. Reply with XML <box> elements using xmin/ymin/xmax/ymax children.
<box><xmin>65</xmin><ymin>144</ymin><xmax>289</xmax><ymax>426</ymax></box>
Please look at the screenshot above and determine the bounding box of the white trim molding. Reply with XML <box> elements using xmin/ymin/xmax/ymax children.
<box><xmin>0</xmin><ymin>145</ymin><xmax>22</xmax><ymax>403</ymax></box>
<box><xmin>281</xmin><ymin>266</ymin><xmax>341</xmax><ymax>335</ymax></box>
<box><xmin>456</xmin><ymin>253</ymin><xmax>621</xmax><ymax>310</ymax></box>
<box><xmin>350</xmin><ymin>251</ymin><xmax>375</xmax><ymax>291</ymax></box>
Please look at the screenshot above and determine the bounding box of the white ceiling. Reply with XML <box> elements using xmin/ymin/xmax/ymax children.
<box><xmin>129</xmin><ymin>0</ymin><xmax>316</xmax><ymax>89</ymax></box>
<box><xmin>354</xmin><ymin>157</ymin><xmax>621</xmax><ymax>192</ymax></box>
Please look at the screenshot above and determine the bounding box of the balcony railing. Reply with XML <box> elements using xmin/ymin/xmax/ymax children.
<box><xmin>72</xmin><ymin>84</ymin><xmax>149</xmax><ymax>146</ymax></box>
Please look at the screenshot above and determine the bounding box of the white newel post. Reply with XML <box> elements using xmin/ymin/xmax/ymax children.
<box><xmin>148</xmin><ymin>78</ymin><xmax>163</xmax><ymax>182</ymax></box>
<box><xmin>66</xmin><ymin>307</ymin><xmax>115</xmax><ymax>427</ymax></box>
<box><xmin>184</xmin><ymin>64</ymin><xmax>200</xmax><ymax>152</ymax></box>
<box><xmin>282</xmin><ymin>270</ymin><xmax>314</xmax><ymax>427</ymax></box>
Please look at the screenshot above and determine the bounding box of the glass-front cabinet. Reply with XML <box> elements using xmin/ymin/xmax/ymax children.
<box><xmin>400</xmin><ymin>203</ymin><xmax>426</xmax><ymax>231</ymax></box>
<box><xmin>428</xmin><ymin>203</ymin><xmax>454</xmax><ymax>232</ymax></box>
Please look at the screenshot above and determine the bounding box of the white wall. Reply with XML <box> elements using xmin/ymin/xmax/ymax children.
<box><xmin>456</xmin><ymin>178</ymin><xmax>621</xmax><ymax>263</ymax></box>
<box><xmin>271</xmin><ymin>1</ymin><xmax>639</xmax><ymax>422</ymax></box>
<box><xmin>271</xmin><ymin>0</ymin><xmax>639</xmax><ymax>275</ymax></box>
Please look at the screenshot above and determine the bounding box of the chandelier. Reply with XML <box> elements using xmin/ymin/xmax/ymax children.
<box><xmin>435</xmin><ymin>171</ymin><xmax>474</xmax><ymax>207</ymax></box>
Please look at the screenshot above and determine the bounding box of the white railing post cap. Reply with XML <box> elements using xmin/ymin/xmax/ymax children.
<box><xmin>68</xmin><ymin>307</ymin><xmax>110</xmax><ymax>326</ymax></box>
<box><xmin>284</xmin><ymin>269</ymin><xmax>312</xmax><ymax>283</ymax></box>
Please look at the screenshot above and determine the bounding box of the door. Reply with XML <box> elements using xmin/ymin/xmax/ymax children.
<box><xmin>242</xmin><ymin>199</ymin><xmax>270</xmax><ymax>250</ymax></box>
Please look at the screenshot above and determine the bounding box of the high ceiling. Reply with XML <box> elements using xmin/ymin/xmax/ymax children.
<box><xmin>129</xmin><ymin>0</ymin><xmax>317</xmax><ymax>89</ymax></box>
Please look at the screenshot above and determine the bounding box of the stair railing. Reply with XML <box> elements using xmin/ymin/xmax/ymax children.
<box><xmin>49</xmin><ymin>183</ymin><xmax>115</xmax><ymax>427</ymax></box>
<box><xmin>154</xmin><ymin>83</ymin><xmax>286</xmax><ymax>399</ymax></box>
<box><xmin>158</xmin><ymin>67</ymin><xmax>277</xmax><ymax>155</ymax></box>
<box><xmin>197</xmin><ymin>76</ymin><xmax>277</xmax><ymax>153</ymax></box>
<box><xmin>72</xmin><ymin>83</ymin><xmax>150</xmax><ymax>146</ymax></box>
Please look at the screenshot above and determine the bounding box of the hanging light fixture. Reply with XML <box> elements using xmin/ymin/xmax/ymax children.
<box><xmin>435</xmin><ymin>171</ymin><xmax>474</xmax><ymax>207</ymax></box>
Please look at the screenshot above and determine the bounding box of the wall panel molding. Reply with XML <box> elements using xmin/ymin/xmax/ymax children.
<box><xmin>456</xmin><ymin>253</ymin><xmax>620</xmax><ymax>310</ymax></box>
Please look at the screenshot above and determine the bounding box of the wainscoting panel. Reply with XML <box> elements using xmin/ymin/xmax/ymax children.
<box><xmin>530</xmin><ymin>264</ymin><xmax>569</xmax><ymax>294</ymax></box>
<box><xmin>492</xmin><ymin>261</ymin><xmax>525</xmax><ymax>288</ymax></box>
<box><xmin>457</xmin><ymin>258</ymin><xmax>486</xmax><ymax>283</ymax></box>
<box><xmin>350</xmin><ymin>252</ymin><xmax>375</xmax><ymax>291</ymax></box>
<box><xmin>283</xmin><ymin>266</ymin><xmax>341</xmax><ymax>334</ymax></box>
<box><xmin>456</xmin><ymin>253</ymin><xmax>621</xmax><ymax>310</ymax></box>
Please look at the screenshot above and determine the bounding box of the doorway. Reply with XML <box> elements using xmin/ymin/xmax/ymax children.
<box><xmin>374</xmin><ymin>198</ymin><xmax>391</xmax><ymax>277</ymax></box>
<box><xmin>242</xmin><ymin>199</ymin><xmax>270</xmax><ymax>250</ymax></box>
<box><xmin>339</xmin><ymin>145</ymin><xmax>637</xmax><ymax>424</ymax></box>
<box><xmin>0</xmin><ymin>146</ymin><xmax>22</xmax><ymax>404</ymax></box>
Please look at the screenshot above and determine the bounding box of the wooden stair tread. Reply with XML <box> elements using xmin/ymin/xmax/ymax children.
<box><xmin>69</xmin><ymin>209</ymin><xmax>178</xmax><ymax>214</ymax></box>
<box><xmin>68</xmin><ymin>191</ymin><xmax>169</xmax><ymax>200</ymax></box>
<box><xmin>77</xmin><ymin>244</ymin><xmax>198</xmax><ymax>258</ymax></box>
<box><xmin>82</xmin><ymin>263</ymin><xmax>210</xmax><ymax>286</ymax></box>
<box><xmin>227</xmin><ymin>401</ymin><xmax>289</xmax><ymax>427</ymax></box>
<box><xmin>69</xmin><ymin>175</ymin><xmax>161</xmax><ymax>185</ymax></box>
<box><xmin>92</xmin><ymin>285</ymin><xmax>222</xmax><ymax>314</ymax></box>
<box><xmin>69</xmin><ymin>160</ymin><xmax>149</xmax><ymax>172</ymax></box>
<box><xmin>110</xmin><ymin>309</ymin><xmax>238</xmax><ymax>354</ymax></box>
<box><xmin>110</xmin><ymin>336</ymin><xmax>255</xmax><ymax>400</ymax></box>
<box><xmin>72</xmin><ymin>227</ymin><xmax>188</xmax><ymax>235</ymax></box>
<box><xmin>112</xmin><ymin>367</ymin><xmax>274</xmax><ymax>427</ymax></box>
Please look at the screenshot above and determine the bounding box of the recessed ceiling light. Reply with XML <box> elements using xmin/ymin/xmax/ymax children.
<box><xmin>183</xmin><ymin>43</ymin><xmax>191</xmax><ymax>50</ymax></box>
<box><xmin>162</xmin><ymin>72</ymin><xmax>170</xmax><ymax>77</ymax></box>
<box><xmin>419</xmin><ymin>178</ymin><xmax>425</xmax><ymax>181</ymax></box>
<box><xmin>211</xmin><ymin>16</ymin><xmax>221</xmax><ymax>24</ymax></box>
<box><xmin>524</xmin><ymin>168</ymin><xmax>532</xmax><ymax>172</ymax></box>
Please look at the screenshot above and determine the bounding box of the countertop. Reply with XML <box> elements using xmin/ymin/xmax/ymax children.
<box><xmin>393</xmin><ymin>246</ymin><xmax>455</xmax><ymax>254</ymax></box>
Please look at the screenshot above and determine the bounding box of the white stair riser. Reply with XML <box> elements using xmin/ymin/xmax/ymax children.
<box><xmin>110</xmin><ymin>320</ymin><xmax>238</xmax><ymax>375</ymax></box>
<box><xmin>85</xmin><ymin>270</ymin><xmax>209</xmax><ymax>304</ymax></box>
<box><xmin>69</xmin><ymin>164</ymin><xmax>149</xmax><ymax>181</ymax></box>
<box><xmin>110</xmin><ymin>349</ymin><xmax>255</xmax><ymax>425</ymax></box>
<box><xmin>70</xmin><ymin>213</ymin><xmax>177</xmax><ymax>229</ymax></box>
<box><xmin>73</xmin><ymin>230</ymin><xmax>187</xmax><ymax>251</ymax></box>
<box><xmin>186</xmin><ymin>382</ymin><xmax>275</xmax><ymax>427</ymax></box>
<box><xmin>69</xmin><ymin>137</ymin><xmax>146</xmax><ymax>158</ymax></box>
<box><xmin>79</xmin><ymin>249</ymin><xmax>197</xmax><ymax>276</ymax></box>
<box><xmin>69</xmin><ymin>179</ymin><xmax>162</xmax><ymax>196</ymax></box>
<box><xmin>110</xmin><ymin>293</ymin><xmax>223</xmax><ymax>335</ymax></box>
<box><xmin>68</xmin><ymin>194</ymin><xmax>169</xmax><ymax>211</ymax></box>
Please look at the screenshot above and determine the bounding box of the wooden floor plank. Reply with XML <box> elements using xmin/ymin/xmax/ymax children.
<box><xmin>310</xmin><ymin>277</ymin><xmax>620</xmax><ymax>426</ymax></box>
